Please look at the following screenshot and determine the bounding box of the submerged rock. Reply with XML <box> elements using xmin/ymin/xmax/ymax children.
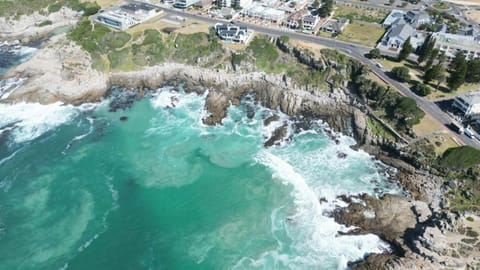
<box><xmin>263</xmin><ymin>114</ymin><xmax>280</xmax><ymax>126</ymax></box>
<box><xmin>264</xmin><ymin>124</ymin><xmax>288</xmax><ymax>147</ymax></box>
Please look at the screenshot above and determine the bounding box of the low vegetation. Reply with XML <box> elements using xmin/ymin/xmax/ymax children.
<box><xmin>0</xmin><ymin>0</ymin><xmax>100</xmax><ymax>18</ymax></box>
<box><xmin>333</xmin><ymin>4</ymin><xmax>388</xmax><ymax>24</ymax></box>
<box><xmin>440</xmin><ymin>146</ymin><xmax>480</xmax><ymax>169</ymax></box>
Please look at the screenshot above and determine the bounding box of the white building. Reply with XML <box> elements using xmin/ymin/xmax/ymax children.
<box><xmin>214</xmin><ymin>23</ymin><xmax>252</xmax><ymax>43</ymax></box>
<box><xmin>174</xmin><ymin>0</ymin><xmax>200</xmax><ymax>8</ymax></box>
<box><xmin>97</xmin><ymin>12</ymin><xmax>138</xmax><ymax>30</ymax></box>
<box><xmin>432</xmin><ymin>32</ymin><xmax>480</xmax><ymax>61</ymax></box>
<box><xmin>302</xmin><ymin>15</ymin><xmax>319</xmax><ymax>31</ymax></box>
<box><xmin>241</xmin><ymin>3</ymin><xmax>285</xmax><ymax>22</ymax></box>
<box><xmin>453</xmin><ymin>90</ymin><xmax>480</xmax><ymax>121</ymax></box>
<box><xmin>96</xmin><ymin>3</ymin><xmax>160</xmax><ymax>30</ymax></box>
<box><xmin>217</xmin><ymin>0</ymin><xmax>252</xmax><ymax>8</ymax></box>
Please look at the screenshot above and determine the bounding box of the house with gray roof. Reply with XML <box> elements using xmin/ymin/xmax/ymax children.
<box><xmin>320</xmin><ymin>18</ymin><xmax>349</xmax><ymax>34</ymax></box>
<box><xmin>405</xmin><ymin>10</ymin><xmax>431</xmax><ymax>29</ymax></box>
<box><xmin>379</xmin><ymin>20</ymin><xmax>415</xmax><ymax>49</ymax></box>
<box><xmin>382</xmin><ymin>10</ymin><xmax>405</xmax><ymax>28</ymax></box>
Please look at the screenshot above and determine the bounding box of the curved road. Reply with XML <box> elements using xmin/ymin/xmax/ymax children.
<box><xmin>157</xmin><ymin>5</ymin><xmax>480</xmax><ymax>149</ymax></box>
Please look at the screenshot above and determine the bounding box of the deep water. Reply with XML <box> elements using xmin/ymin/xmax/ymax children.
<box><xmin>0</xmin><ymin>88</ymin><xmax>401</xmax><ymax>270</ymax></box>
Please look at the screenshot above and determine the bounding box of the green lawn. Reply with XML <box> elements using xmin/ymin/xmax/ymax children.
<box><xmin>336</xmin><ymin>23</ymin><xmax>385</xmax><ymax>47</ymax></box>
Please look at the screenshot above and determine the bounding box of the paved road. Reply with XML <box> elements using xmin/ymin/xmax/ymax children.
<box><xmin>156</xmin><ymin>6</ymin><xmax>480</xmax><ymax>149</ymax></box>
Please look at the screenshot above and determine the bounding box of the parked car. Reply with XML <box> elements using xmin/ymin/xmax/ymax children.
<box><xmin>464</xmin><ymin>128</ymin><xmax>475</xmax><ymax>139</ymax></box>
<box><xmin>449</xmin><ymin>122</ymin><xmax>464</xmax><ymax>134</ymax></box>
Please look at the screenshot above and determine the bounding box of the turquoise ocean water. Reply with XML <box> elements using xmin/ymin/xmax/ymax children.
<box><xmin>0</xmin><ymin>88</ymin><xmax>400</xmax><ymax>270</ymax></box>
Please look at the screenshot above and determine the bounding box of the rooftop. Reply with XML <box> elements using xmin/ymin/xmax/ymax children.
<box><xmin>433</xmin><ymin>32</ymin><xmax>480</xmax><ymax>51</ymax></box>
<box><xmin>388</xmin><ymin>22</ymin><xmax>415</xmax><ymax>41</ymax></box>
<box><xmin>457</xmin><ymin>90</ymin><xmax>480</xmax><ymax>106</ymax></box>
<box><xmin>383</xmin><ymin>10</ymin><xmax>405</xmax><ymax>26</ymax></box>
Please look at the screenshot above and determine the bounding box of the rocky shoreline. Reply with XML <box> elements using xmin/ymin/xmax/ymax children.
<box><xmin>1</xmin><ymin>23</ymin><xmax>479</xmax><ymax>269</ymax></box>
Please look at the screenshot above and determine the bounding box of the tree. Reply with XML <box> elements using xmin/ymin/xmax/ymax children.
<box><xmin>425</xmin><ymin>48</ymin><xmax>439</xmax><ymax>70</ymax></box>
<box><xmin>447</xmin><ymin>52</ymin><xmax>467</xmax><ymax>91</ymax></box>
<box><xmin>417</xmin><ymin>35</ymin><xmax>435</xmax><ymax>64</ymax></box>
<box><xmin>391</xmin><ymin>96</ymin><xmax>425</xmax><ymax>127</ymax></box>
<box><xmin>424</xmin><ymin>64</ymin><xmax>444</xmax><ymax>84</ymax></box>
<box><xmin>369</xmin><ymin>48</ymin><xmax>381</xmax><ymax>59</ymax></box>
<box><xmin>466</xmin><ymin>59</ymin><xmax>480</xmax><ymax>83</ymax></box>
<box><xmin>319</xmin><ymin>0</ymin><xmax>333</xmax><ymax>17</ymax></box>
<box><xmin>412</xmin><ymin>83</ymin><xmax>432</xmax><ymax>96</ymax></box>
<box><xmin>312</xmin><ymin>0</ymin><xmax>320</xmax><ymax>9</ymax></box>
<box><xmin>398</xmin><ymin>37</ymin><xmax>413</xmax><ymax>61</ymax></box>
<box><xmin>438</xmin><ymin>52</ymin><xmax>447</xmax><ymax>65</ymax></box>
<box><xmin>392</xmin><ymin>66</ymin><xmax>411</xmax><ymax>82</ymax></box>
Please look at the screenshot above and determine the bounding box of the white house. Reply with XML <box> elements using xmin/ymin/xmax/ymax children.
<box><xmin>174</xmin><ymin>0</ymin><xmax>200</xmax><ymax>8</ymax></box>
<box><xmin>453</xmin><ymin>90</ymin><xmax>480</xmax><ymax>122</ymax></box>
<box><xmin>218</xmin><ymin>0</ymin><xmax>252</xmax><ymax>8</ymax></box>
<box><xmin>241</xmin><ymin>3</ymin><xmax>285</xmax><ymax>22</ymax></box>
<box><xmin>302</xmin><ymin>15</ymin><xmax>319</xmax><ymax>31</ymax></box>
<box><xmin>215</xmin><ymin>23</ymin><xmax>252</xmax><ymax>43</ymax></box>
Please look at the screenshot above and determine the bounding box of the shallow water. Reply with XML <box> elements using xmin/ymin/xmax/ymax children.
<box><xmin>0</xmin><ymin>88</ymin><xmax>400</xmax><ymax>270</ymax></box>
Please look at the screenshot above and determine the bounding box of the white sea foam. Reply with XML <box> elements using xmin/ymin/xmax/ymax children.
<box><xmin>62</xmin><ymin>117</ymin><xmax>95</xmax><ymax>154</ymax></box>
<box><xmin>249</xmin><ymin>150</ymin><xmax>391</xmax><ymax>269</ymax></box>
<box><xmin>0</xmin><ymin>102</ymin><xmax>95</xmax><ymax>144</ymax></box>
<box><xmin>0</xmin><ymin>77</ymin><xmax>26</xmax><ymax>99</ymax></box>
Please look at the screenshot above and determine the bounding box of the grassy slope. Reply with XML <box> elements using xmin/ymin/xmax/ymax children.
<box><xmin>440</xmin><ymin>146</ymin><xmax>480</xmax><ymax>169</ymax></box>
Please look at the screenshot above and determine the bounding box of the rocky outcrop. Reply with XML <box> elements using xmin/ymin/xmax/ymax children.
<box><xmin>276</xmin><ymin>38</ymin><xmax>326</xmax><ymax>71</ymax></box>
<box><xmin>2</xmin><ymin>34</ymin><xmax>108</xmax><ymax>105</ymax></box>
<box><xmin>335</xmin><ymin>194</ymin><xmax>480</xmax><ymax>269</ymax></box>
<box><xmin>264</xmin><ymin>124</ymin><xmax>288</xmax><ymax>147</ymax></box>
<box><xmin>0</xmin><ymin>7</ymin><xmax>81</xmax><ymax>43</ymax></box>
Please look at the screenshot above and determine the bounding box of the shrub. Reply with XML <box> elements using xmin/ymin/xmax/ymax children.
<box><xmin>466</xmin><ymin>216</ymin><xmax>474</xmax><ymax>222</ymax></box>
<box><xmin>38</xmin><ymin>20</ymin><xmax>53</xmax><ymax>27</ymax></box>
<box><xmin>391</xmin><ymin>66</ymin><xmax>411</xmax><ymax>82</ymax></box>
<box><xmin>48</xmin><ymin>3</ymin><xmax>62</xmax><ymax>13</ymax></box>
<box><xmin>81</xmin><ymin>1</ymin><xmax>101</xmax><ymax>16</ymax></box>
<box><xmin>412</xmin><ymin>83</ymin><xmax>432</xmax><ymax>96</ymax></box>
<box><xmin>369</xmin><ymin>48</ymin><xmax>381</xmax><ymax>59</ymax></box>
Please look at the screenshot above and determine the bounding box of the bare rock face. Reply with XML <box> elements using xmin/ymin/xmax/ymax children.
<box><xmin>0</xmin><ymin>7</ymin><xmax>81</xmax><ymax>42</ymax></box>
<box><xmin>203</xmin><ymin>90</ymin><xmax>230</xmax><ymax>125</ymax></box>
<box><xmin>3</xmin><ymin>34</ymin><xmax>108</xmax><ymax>105</ymax></box>
<box><xmin>336</xmin><ymin>193</ymin><xmax>480</xmax><ymax>270</ymax></box>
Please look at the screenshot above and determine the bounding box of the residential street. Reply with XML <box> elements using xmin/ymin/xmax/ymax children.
<box><xmin>154</xmin><ymin>5</ymin><xmax>480</xmax><ymax>149</ymax></box>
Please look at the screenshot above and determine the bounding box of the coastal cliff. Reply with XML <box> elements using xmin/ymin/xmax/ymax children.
<box><xmin>2</xmin><ymin>25</ymin><xmax>480</xmax><ymax>269</ymax></box>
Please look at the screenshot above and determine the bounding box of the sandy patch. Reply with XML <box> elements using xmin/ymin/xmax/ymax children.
<box><xmin>466</xmin><ymin>9</ymin><xmax>480</xmax><ymax>24</ymax></box>
<box><xmin>443</xmin><ymin>0</ymin><xmax>480</xmax><ymax>5</ymax></box>
<box><xmin>288</xmin><ymin>39</ymin><xmax>325</xmax><ymax>58</ymax></box>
